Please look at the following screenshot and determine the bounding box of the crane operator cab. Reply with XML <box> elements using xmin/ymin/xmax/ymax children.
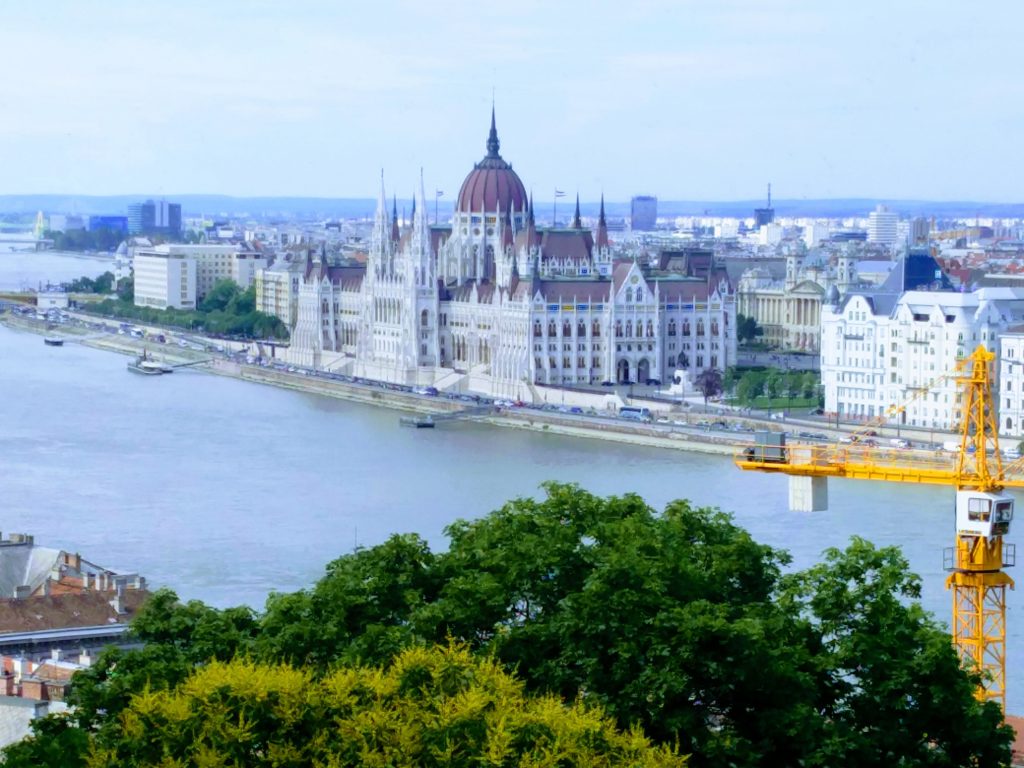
<box><xmin>956</xmin><ymin>490</ymin><xmax>1014</xmax><ymax>539</ymax></box>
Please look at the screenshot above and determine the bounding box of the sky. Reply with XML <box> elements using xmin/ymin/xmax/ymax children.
<box><xmin>1</xmin><ymin>0</ymin><xmax>1022</xmax><ymax>202</ymax></box>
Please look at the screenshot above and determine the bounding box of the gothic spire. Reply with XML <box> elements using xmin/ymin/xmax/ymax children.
<box><xmin>572</xmin><ymin>193</ymin><xmax>582</xmax><ymax>229</ymax></box>
<box><xmin>596</xmin><ymin>193</ymin><xmax>609</xmax><ymax>249</ymax></box>
<box><xmin>391</xmin><ymin>194</ymin><xmax>400</xmax><ymax>243</ymax></box>
<box><xmin>486</xmin><ymin>104</ymin><xmax>500</xmax><ymax>158</ymax></box>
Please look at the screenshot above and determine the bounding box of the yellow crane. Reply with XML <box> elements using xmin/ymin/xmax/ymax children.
<box><xmin>736</xmin><ymin>345</ymin><xmax>1020</xmax><ymax>707</ymax></box>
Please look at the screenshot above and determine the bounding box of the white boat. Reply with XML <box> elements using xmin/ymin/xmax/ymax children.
<box><xmin>127</xmin><ymin>351</ymin><xmax>165</xmax><ymax>376</ymax></box>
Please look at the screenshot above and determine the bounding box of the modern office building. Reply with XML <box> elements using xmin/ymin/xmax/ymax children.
<box><xmin>133</xmin><ymin>243</ymin><xmax>267</xmax><ymax>307</ymax></box>
<box><xmin>753</xmin><ymin>183</ymin><xmax>775</xmax><ymax>228</ymax></box>
<box><xmin>630</xmin><ymin>195</ymin><xmax>657</xmax><ymax>231</ymax></box>
<box><xmin>867</xmin><ymin>204</ymin><xmax>899</xmax><ymax>246</ymax></box>
<box><xmin>133</xmin><ymin>251</ymin><xmax>197</xmax><ymax>310</ymax></box>
<box><xmin>87</xmin><ymin>215</ymin><xmax>128</xmax><ymax>234</ymax></box>
<box><xmin>127</xmin><ymin>200</ymin><xmax>182</xmax><ymax>236</ymax></box>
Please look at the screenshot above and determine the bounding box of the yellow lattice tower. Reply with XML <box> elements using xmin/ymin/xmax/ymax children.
<box><xmin>735</xmin><ymin>345</ymin><xmax>1019</xmax><ymax>707</ymax></box>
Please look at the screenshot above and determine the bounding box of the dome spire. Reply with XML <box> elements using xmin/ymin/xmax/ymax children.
<box><xmin>486</xmin><ymin>104</ymin><xmax>500</xmax><ymax>158</ymax></box>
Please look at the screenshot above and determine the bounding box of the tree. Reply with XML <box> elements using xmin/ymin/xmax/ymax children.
<box><xmin>801</xmin><ymin>371</ymin><xmax>818</xmax><ymax>399</ymax></box>
<box><xmin>781</xmin><ymin>538</ymin><xmax>1012</xmax><ymax>767</ymax></box>
<box><xmin>694</xmin><ymin>368</ymin><xmax>723</xmax><ymax>408</ymax></box>
<box><xmin>87</xmin><ymin>645</ymin><xmax>683</xmax><ymax>768</ymax></box>
<box><xmin>256</xmin><ymin>534</ymin><xmax>441</xmax><ymax>668</ymax></box>
<box><xmin>198</xmin><ymin>278</ymin><xmax>241</xmax><ymax>313</ymax></box>
<box><xmin>736</xmin><ymin>314</ymin><xmax>763</xmax><ymax>345</ymax></box>
<box><xmin>765</xmin><ymin>371</ymin><xmax>782</xmax><ymax>401</ymax></box>
<box><xmin>116</xmin><ymin>276</ymin><xmax>133</xmax><ymax>303</ymax></box>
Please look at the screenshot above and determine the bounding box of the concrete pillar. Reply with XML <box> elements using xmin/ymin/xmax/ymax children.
<box><xmin>789</xmin><ymin>475</ymin><xmax>828</xmax><ymax>512</ymax></box>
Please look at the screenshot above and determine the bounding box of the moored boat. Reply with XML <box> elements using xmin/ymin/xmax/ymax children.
<box><xmin>127</xmin><ymin>351</ymin><xmax>166</xmax><ymax>376</ymax></box>
<box><xmin>43</xmin><ymin>337</ymin><xmax>64</xmax><ymax>347</ymax></box>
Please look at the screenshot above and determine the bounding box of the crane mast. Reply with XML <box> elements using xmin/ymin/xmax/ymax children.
<box><xmin>736</xmin><ymin>346</ymin><xmax>1017</xmax><ymax>707</ymax></box>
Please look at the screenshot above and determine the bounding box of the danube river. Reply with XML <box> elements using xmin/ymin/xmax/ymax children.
<box><xmin>1</xmin><ymin>250</ymin><xmax>1022</xmax><ymax>709</ymax></box>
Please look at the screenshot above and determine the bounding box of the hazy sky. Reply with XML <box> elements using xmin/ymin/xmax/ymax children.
<box><xmin>1</xmin><ymin>1</ymin><xmax>1022</xmax><ymax>201</ymax></box>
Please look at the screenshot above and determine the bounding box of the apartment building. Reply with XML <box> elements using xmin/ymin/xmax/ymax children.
<box><xmin>821</xmin><ymin>287</ymin><xmax>1024</xmax><ymax>429</ymax></box>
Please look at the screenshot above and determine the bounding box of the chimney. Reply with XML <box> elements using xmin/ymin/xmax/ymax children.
<box><xmin>50</xmin><ymin>648</ymin><xmax>64</xmax><ymax>662</ymax></box>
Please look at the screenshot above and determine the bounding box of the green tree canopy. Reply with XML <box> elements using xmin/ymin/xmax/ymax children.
<box><xmin>3</xmin><ymin>485</ymin><xmax>1011</xmax><ymax>768</ymax></box>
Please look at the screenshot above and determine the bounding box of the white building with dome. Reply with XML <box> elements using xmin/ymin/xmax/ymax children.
<box><xmin>286</xmin><ymin>110</ymin><xmax>737</xmax><ymax>398</ymax></box>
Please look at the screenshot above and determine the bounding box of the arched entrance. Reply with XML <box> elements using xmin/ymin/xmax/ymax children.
<box><xmin>637</xmin><ymin>358</ymin><xmax>650</xmax><ymax>383</ymax></box>
<box><xmin>616</xmin><ymin>359</ymin><xmax>630</xmax><ymax>383</ymax></box>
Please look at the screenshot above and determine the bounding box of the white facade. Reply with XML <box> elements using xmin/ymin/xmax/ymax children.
<box><xmin>133</xmin><ymin>252</ymin><xmax>197</xmax><ymax>310</ymax></box>
<box><xmin>998</xmin><ymin>330</ymin><xmax>1024</xmax><ymax>437</ymax></box>
<box><xmin>802</xmin><ymin>222</ymin><xmax>830</xmax><ymax>248</ymax></box>
<box><xmin>821</xmin><ymin>288</ymin><xmax>1024</xmax><ymax>428</ymax></box>
<box><xmin>287</xmin><ymin>115</ymin><xmax>736</xmax><ymax>398</ymax></box>
<box><xmin>759</xmin><ymin>223</ymin><xmax>783</xmax><ymax>246</ymax></box>
<box><xmin>136</xmin><ymin>244</ymin><xmax>267</xmax><ymax>301</ymax></box>
<box><xmin>867</xmin><ymin>205</ymin><xmax>899</xmax><ymax>246</ymax></box>
<box><xmin>736</xmin><ymin>252</ymin><xmax>857</xmax><ymax>353</ymax></box>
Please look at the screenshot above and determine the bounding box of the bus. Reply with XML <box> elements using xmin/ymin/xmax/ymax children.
<box><xmin>619</xmin><ymin>406</ymin><xmax>653</xmax><ymax>423</ymax></box>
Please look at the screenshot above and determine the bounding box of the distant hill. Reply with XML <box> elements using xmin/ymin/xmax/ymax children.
<box><xmin>0</xmin><ymin>194</ymin><xmax>1021</xmax><ymax>220</ymax></box>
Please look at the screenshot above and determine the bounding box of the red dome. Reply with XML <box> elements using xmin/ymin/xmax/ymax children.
<box><xmin>456</xmin><ymin>110</ymin><xmax>527</xmax><ymax>214</ymax></box>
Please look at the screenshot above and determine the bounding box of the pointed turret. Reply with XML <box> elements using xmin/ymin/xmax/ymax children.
<box><xmin>486</xmin><ymin>103</ymin><xmax>500</xmax><ymax>158</ymax></box>
<box><xmin>596</xmin><ymin>194</ymin><xmax>609</xmax><ymax>249</ymax></box>
<box><xmin>572</xmin><ymin>194</ymin><xmax>582</xmax><ymax>229</ymax></box>
<box><xmin>391</xmin><ymin>195</ymin><xmax>400</xmax><ymax>243</ymax></box>
<box><xmin>370</xmin><ymin>169</ymin><xmax>393</xmax><ymax>271</ymax></box>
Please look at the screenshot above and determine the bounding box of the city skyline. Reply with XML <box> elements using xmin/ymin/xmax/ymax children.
<box><xmin>1</xmin><ymin>1</ymin><xmax>1022</xmax><ymax>201</ymax></box>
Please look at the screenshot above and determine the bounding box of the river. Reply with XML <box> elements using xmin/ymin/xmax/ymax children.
<box><xmin>0</xmin><ymin>244</ymin><xmax>114</xmax><ymax>291</ymax></box>
<box><xmin>0</xmin><ymin>251</ymin><xmax>1021</xmax><ymax>709</ymax></box>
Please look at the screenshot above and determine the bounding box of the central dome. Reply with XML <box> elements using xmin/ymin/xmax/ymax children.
<box><xmin>456</xmin><ymin>109</ymin><xmax>528</xmax><ymax>215</ymax></box>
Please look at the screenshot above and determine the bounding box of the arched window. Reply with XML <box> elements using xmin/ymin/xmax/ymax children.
<box><xmin>625</xmin><ymin>320</ymin><xmax>633</xmax><ymax>337</ymax></box>
<box><xmin>668</xmin><ymin>319</ymin><xmax>676</xmax><ymax>336</ymax></box>
<box><xmin>421</xmin><ymin>309</ymin><xmax>429</xmax><ymax>327</ymax></box>
<box><xmin>420</xmin><ymin>344</ymin><xmax>427</xmax><ymax>356</ymax></box>
<box><xmin>578</xmin><ymin>321</ymin><xmax>586</xmax><ymax>338</ymax></box>
<box><xmin>682</xmin><ymin>320</ymin><xmax>691</xmax><ymax>336</ymax></box>
<box><xmin>615</xmin><ymin>321</ymin><xmax>623</xmax><ymax>338</ymax></box>
<box><xmin>697</xmin><ymin>320</ymin><xmax>705</xmax><ymax>336</ymax></box>
<box><xmin>534</xmin><ymin>321</ymin><xmax>542</xmax><ymax>337</ymax></box>
<box><xmin>625</xmin><ymin>288</ymin><xmax>633</xmax><ymax>303</ymax></box>
<box><xmin>711</xmin><ymin>320</ymin><xmax>719</xmax><ymax>335</ymax></box>
<box><xmin>636</xmin><ymin>288</ymin><xmax>644</xmax><ymax>302</ymax></box>
<box><xmin>563</xmin><ymin>321</ymin><xmax>572</xmax><ymax>337</ymax></box>
<box><xmin>548</xmin><ymin>321</ymin><xmax>557</xmax><ymax>337</ymax></box>
<box><xmin>592</xmin><ymin>320</ymin><xmax>601</xmax><ymax>337</ymax></box>
<box><xmin>1008</xmin><ymin>417</ymin><xmax>1014</xmax><ymax>431</ymax></box>
<box><xmin>646</xmin><ymin>320</ymin><xmax>654</xmax><ymax>337</ymax></box>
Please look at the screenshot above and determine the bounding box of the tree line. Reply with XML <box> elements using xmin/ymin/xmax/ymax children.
<box><xmin>3</xmin><ymin>484</ymin><xmax>1011</xmax><ymax>767</ymax></box>
<box><xmin>83</xmin><ymin>278</ymin><xmax>289</xmax><ymax>340</ymax></box>
<box><xmin>724</xmin><ymin>367</ymin><xmax>821</xmax><ymax>406</ymax></box>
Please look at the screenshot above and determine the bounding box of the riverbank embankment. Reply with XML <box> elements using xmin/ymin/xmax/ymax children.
<box><xmin>3</xmin><ymin>313</ymin><xmax>745</xmax><ymax>456</ymax></box>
